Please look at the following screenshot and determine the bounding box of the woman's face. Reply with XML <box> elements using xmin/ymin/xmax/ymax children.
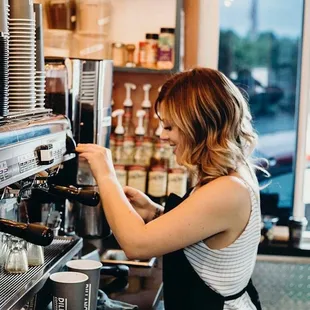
<box><xmin>160</xmin><ymin>119</ymin><xmax>183</xmax><ymax>162</ymax></box>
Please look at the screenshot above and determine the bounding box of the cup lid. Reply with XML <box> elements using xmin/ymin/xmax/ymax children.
<box><xmin>289</xmin><ymin>216</ymin><xmax>308</xmax><ymax>225</ymax></box>
<box><xmin>50</xmin><ymin>272</ymin><xmax>89</xmax><ymax>283</ymax></box>
<box><xmin>66</xmin><ymin>259</ymin><xmax>102</xmax><ymax>270</ymax></box>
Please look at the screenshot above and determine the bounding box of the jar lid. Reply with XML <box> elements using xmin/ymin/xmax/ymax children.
<box><xmin>79</xmin><ymin>0</ymin><xmax>111</xmax><ymax>4</ymax></box>
<box><xmin>146</xmin><ymin>33</ymin><xmax>159</xmax><ymax>40</ymax></box>
<box><xmin>112</xmin><ymin>42</ymin><xmax>124</xmax><ymax>48</ymax></box>
<box><xmin>160</xmin><ymin>28</ymin><xmax>175</xmax><ymax>34</ymax></box>
<box><xmin>126</xmin><ymin>44</ymin><xmax>136</xmax><ymax>51</ymax></box>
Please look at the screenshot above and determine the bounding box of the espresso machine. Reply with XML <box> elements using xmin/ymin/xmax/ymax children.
<box><xmin>0</xmin><ymin>60</ymin><xmax>118</xmax><ymax>309</ymax></box>
<box><xmin>44</xmin><ymin>58</ymin><xmax>113</xmax><ymax>239</ymax></box>
<box><xmin>0</xmin><ymin>110</ymin><xmax>85</xmax><ymax>310</ymax></box>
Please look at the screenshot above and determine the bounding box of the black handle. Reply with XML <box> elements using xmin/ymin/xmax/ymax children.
<box><xmin>100</xmin><ymin>265</ymin><xmax>129</xmax><ymax>278</ymax></box>
<box><xmin>65</xmin><ymin>134</ymin><xmax>76</xmax><ymax>155</ymax></box>
<box><xmin>101</xmin><ymin>277</ymin><xmax>129</xmax><ymax>295</ymax></box>
<box><xmin>49</xmin><ymin>185</ymin><xmax>100</xmax><ymax>206</ymax></box>
<box><xmin>0</xmin><ymin>219</ymin><xmax>54</xmax><ymax>246</ymax></box>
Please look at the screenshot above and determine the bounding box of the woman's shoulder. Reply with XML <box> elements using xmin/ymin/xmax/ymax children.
<box><xmin>192</xmin><ymin>172</ymin><xmax>256</xmax><ymax>218</ymax></box>
<box><xmin>199</xmin><ymin>173</ymin><xmax>253</xmax><ymax>194</ymax></box>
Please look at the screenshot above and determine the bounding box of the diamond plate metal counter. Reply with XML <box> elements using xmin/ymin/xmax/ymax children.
<box><xmin>253</xmin><ymin>255</ymin><xmax>310</xmax><ymax>310</ymax></box>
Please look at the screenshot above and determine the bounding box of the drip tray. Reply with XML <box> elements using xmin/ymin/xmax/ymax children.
<box><xmin>0</xmin><ymin>236</ymin><xmax>83</xmax><ymax>310</ymax></box>
<box><xmin>101</xmin><ymin>249</ymin><xmax>157</xmax><ymax>268</ymax></box>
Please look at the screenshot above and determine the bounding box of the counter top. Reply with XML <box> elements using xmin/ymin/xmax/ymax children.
<box><xmin>258</xmin><ymin>240</ymin><xmax>310</xmax><ymax>257</ymax></box>
<box><xmin>82</xmin><ymin>233</ymin><xmax>310</xmax><ymax>310</ymax></box>
<box><xmin>100</xmin><ymin>258</ymin><xmax>163</xmax><ymax>310</ymax></box>
<box><xmin>84</xmin><ymin>236</ymin><xmax>163</xmax><ymax>310</ymax></box>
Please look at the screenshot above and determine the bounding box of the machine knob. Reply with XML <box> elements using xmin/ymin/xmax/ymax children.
<box><xmin>65</xmin><ymin>135</ymin><xmax>77</xmax><ymax>154</ymax></box>
<box><xmin>37</xmin><ymin>144</ymin><xmax>54</xmax><ymax>165</ymax></box>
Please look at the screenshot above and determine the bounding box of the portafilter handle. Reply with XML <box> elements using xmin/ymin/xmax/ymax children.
<box><xmin>0</xmin><ymin>218</ymin><xmax>54</xmax><ymax>246</ymax></box>
<box><xmin>49</xmin><ymin>184</ymin><xmax>100</xmax><ymax>206</ymax></box>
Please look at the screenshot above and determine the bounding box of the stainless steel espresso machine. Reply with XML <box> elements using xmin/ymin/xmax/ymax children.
<box><xmin>44</xmin><ymin>58</ymin><xmax>113</xmax><ymax>239</ymax></box>
<box><xmin>0</xmin><ymin>110</ymin><xmax>84</xmax><ymax>310</ymax></box>
<box><xmin>0</xmin><ymin>59</ymin><xmax>114</xmax><ymax>310</ymax></box>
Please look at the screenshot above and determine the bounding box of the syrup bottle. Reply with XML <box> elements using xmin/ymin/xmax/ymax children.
<box><xmin>167</xmin><ymin>156</ymin><xmax>188</xmax><ymax>197</ymax></box>
<box><xmin>141</xmin><ymin>83</ymin><xmax>153</xmax><ymax>165</ymax></box>
<box><xmin>147</xmin><ymin>117</ymin><xmax>169</xmax><ymax>205</ymax></box>
<box><xmin>123</xmin><ymin>83</ymin><xmax>136</xmax><ymax>165</ymax></box>
<box><xmin>127</xmin><ymin>110</ymin><xmax>148</xmax><ymax>193</ymax></box>
<box><xmin>111</xmin><ymin>109</ymin><xmax>127</xmax><ymax>187</ymax></box>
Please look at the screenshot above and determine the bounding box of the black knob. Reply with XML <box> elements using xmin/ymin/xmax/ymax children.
<box><xmin>37</xmin><ymin>144</ymin><xmax>54</xmax><ymax>165</ymax></box>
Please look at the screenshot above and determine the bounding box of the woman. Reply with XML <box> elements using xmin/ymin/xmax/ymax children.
<box><xmin>76</xmin><ymin>68</ymin><xmax>262</xmax><ymax>310</ymax></box>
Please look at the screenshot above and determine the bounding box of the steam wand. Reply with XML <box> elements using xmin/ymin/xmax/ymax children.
<box><xmin>31</xmin><ymin>184</ymin><xmax>100</xmax><ymax>207</ymax></box>
<box><xmin>0</xmin><ymin>219</ymin><xmax>54</xmax><ymax>246</ymax></box>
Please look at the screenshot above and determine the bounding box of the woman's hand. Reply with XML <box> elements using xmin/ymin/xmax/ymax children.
<box><xmin>123</xmin><ymin>186</ymin><xmax>163</xmax><ymax>223</ymax></box>
<box><xmin>75</xmin><ymin>143</ymin><xmax>116</xmax><ymax>182</ymax></box>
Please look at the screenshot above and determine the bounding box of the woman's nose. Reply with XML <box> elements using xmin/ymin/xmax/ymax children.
<box><xmin>160</xmin><ymin>129</ymin><xmax>169</xmax><ymax>141</ymax></box>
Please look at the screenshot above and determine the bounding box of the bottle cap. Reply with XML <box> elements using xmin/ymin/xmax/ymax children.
<box><xmin>160</xmin><ymin>28</ymin><xmax>175</xmax><ymax>34</ymax></box>
<box><xmin>112</xmin><ymin>42</ymin><xmax>125</xmax><ymax>48</ymax></box>
<box><xmin>146</xmin><ymin>33</ymin><xmax>159</xmax><ymax>40</ymax></box>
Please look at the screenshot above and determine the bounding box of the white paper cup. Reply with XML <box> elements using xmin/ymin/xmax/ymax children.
<box><xmin>50</xmin><ymin>272</ymin><xmax>89</xmax><ymax>310</ymax></box>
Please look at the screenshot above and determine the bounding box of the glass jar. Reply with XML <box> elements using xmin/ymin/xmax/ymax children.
<box><xmin>46</xmin><ymin>0</ymin><xmax>76</xmax><ymax>30</ymax></box>
<box><xmin>45</xmin><ymin>61</ymin><xmax>69</xmax><ymax>115</ymax></box>
<box><xmin>157</xmin><ymin>28</ymin><xmax>175</xmax><ymax>70</ymax></box>
<box><xmin>112</xmin><ymin>42</ymin><xmax>126</xmax><ymax>67</ymax></box>
<box><xmin>138</xmin><ymin>41</ymin><xmax>147</xmax><ymax>67</ymax></box>
<box><xmin>76</xmin><ymin>0</ymin><xmax>111</xmax><ymax>35</ymax></box>
<box><xmin>125</xmin><ymin>44</ymin><xmax>136</xmax><ymax>68</ymax></box>
<box><xmin>145</xmin><ymin>33</ymin><xmax>159</xmax><ymax>69</ymax></box>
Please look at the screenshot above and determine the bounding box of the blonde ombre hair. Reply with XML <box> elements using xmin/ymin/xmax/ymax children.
<box><xmin>155</xmin><ymin>67</ymin><xmax>259</xmax><ymax>186</ymax></box>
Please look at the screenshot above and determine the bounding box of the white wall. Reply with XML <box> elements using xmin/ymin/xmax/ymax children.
<box><xmin>110</xmin><ymin>0</ymin><xmax>176</xmax><ymax>61</ymax></box>
<box><xmin>197</xmin><ymin>0</ymin><xmax>219</xmax><ymax>69</ymax></box>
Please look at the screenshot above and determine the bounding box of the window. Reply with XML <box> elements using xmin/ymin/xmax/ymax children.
<box><xmin>218</xmin><ymin>0</ymin><xmax>304</xmax><ymax>225</ymax></box>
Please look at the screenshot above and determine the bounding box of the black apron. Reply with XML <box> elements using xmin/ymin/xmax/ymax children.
<box><xmin>163</xmin><ymin>191</ymin><xmax>262</xmax><ymax>310</ymax></box>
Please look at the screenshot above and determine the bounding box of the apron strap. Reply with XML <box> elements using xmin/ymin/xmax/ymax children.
<box><xmin>223</xmin><ymin>285</ymin><xmax>248</xmax><ymax>301</ymax></box>
<box><xmin>224</xmin><ymin>279</ymin><xmax>262</xmax><ymax>310</ymax></box>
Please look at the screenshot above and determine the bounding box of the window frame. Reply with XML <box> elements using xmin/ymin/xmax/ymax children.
<box><xmin>293</xmin><ymin>0</ymin><xmax>310</xmax><ymax>226</ymax></box>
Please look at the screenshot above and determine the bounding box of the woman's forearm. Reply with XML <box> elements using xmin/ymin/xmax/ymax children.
<box><xmin>96</xmin><ymin>175</ymin><xmax>147</xmax><ymax>254</ymax></box>
<box><xmin>145</xmin><ymin>203</ymin><xmax>164</xmax><ymax>223</ymax></box>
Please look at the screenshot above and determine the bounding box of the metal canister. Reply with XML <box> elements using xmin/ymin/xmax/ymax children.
<box><xmin>75</xmin><ymin>185</ymin><xmax>111</xmax><ymax>239</ymax></box>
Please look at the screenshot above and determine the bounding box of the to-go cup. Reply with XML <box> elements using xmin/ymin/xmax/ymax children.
<box><xmin>66</xmin><ymin>259</ymin><xmax>103</xmax><ymax>310</ymax></box>
<box><xmin>49</xmin><ymin>271</ymin><xmax>89</xmax><ymax>310</ymax></box>
<box><xmin>288</xmin><ymin>216</ymin><xmax>308</xmax><ymax>248</ymax></box>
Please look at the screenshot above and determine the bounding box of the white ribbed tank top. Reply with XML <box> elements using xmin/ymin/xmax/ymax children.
<box><xmin>184</xmin><ymin>180</ymin><xmax>261</xmax><ymax>310</ymax></box>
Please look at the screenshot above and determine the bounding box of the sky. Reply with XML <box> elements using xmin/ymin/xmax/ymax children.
<box><xmin>220</xmin><ymin>0</ymin><xmax>304</xmax><ymax>38</ymax></box>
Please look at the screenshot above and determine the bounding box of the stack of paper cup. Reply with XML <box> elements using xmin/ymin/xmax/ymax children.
<box><xmin>0</xmin><ymin>0</ymin><xmax>9</xmax><ymax>117</ymax></box>
<box><xmin>34</xmin><ymin>3</ymin><xmax>45</xmax><ymax>108</ymax></box>
<box><xmin>8</xmin><ymin>0</ymin><xmax>36</xmax><ymax>113</ymax></box>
